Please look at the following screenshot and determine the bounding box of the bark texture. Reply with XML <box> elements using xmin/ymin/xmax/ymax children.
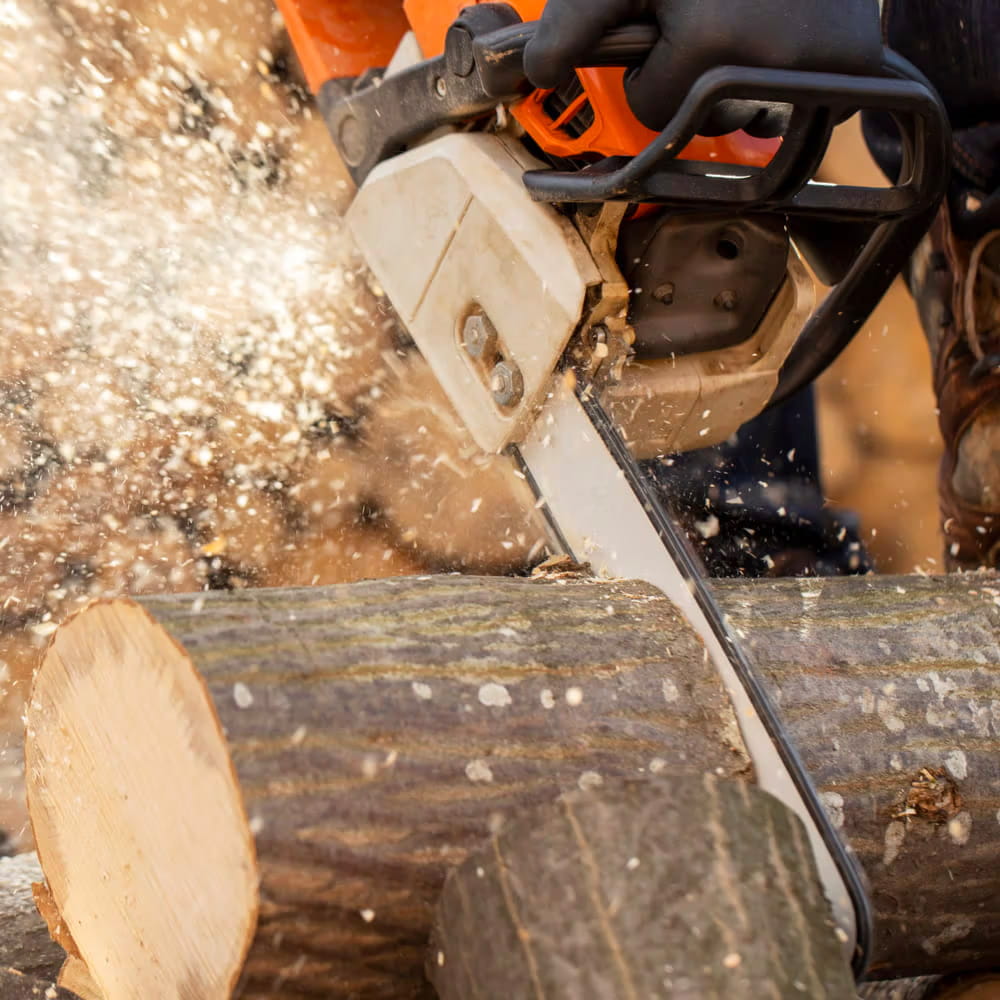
<box><xmin>430</xmin><ymin>775</ymin><xmax>855</xmax><ymax>999</ymax></box>
<box><xmin>859</xmin><ymin>976</ymin><xmax>1000</xmax><ymax>1000</ymax></box>
<box><xmin>0</xmin><ymin>857</ymin><xmax>949</xmax><ymax>998</ymax></box>
<box><xmin>861</xmin><ymin>978</ymin><xmax>944</xmax><ymax>999</ymax></box>
<box><xmin>0</xmin><ymin>854</ymin><xmax>66</xmax><ymax>979</ymax></box>
<box><xmin>138</xmin><ymin>576</ymin><xmax>749</xmax><ymax>998</ymax></box>
<box><xmin>715</xmin><ymin>575</ymin><xmax>1000</xmax><ymax>980</ymax></box>
<box><xmin>0</xmin><ymin>966</ymin><xmax>80</xmax><ymax>999</ymax></box>
<box><xmin>13</xmin><ymin>572</ymin><xmax>1000</xmax><ymax>997</ymax></box>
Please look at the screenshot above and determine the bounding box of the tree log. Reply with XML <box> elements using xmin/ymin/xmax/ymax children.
<box><xmin>0</xmin><ymin>966</ymin><xmax>80</xmax><ymax>999</ymax></box>
<box><xmin>715</xmin><ymin>575</ymin><xmax>1000</xmax><ymax>980</ymax></box>
<box><xmin>18</xmin><ymin>572</ymin><xmax>1000</xmax><ymax>997</ymax></box>
<box><xmin>0</xmin><ymin>854</ymin><xmax>65</xmax><ymax>980</ymax></box>
<box><xmin>430</xmin><ymin>775</ymin><xmax>855</xmax><ymax>999</ymax></box>
<box><xmin>1</xmin><ymin>852</ymin><xmax>971</xmax><ymax>999</ymax></box>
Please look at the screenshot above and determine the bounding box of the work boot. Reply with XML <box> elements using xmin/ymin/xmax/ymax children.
<box><xmin>909</xmin><ymin>207</ymin><xmax>1000</xmax><ymax>570</ymax></box>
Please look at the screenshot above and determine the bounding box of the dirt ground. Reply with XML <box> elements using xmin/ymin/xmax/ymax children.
<box><xmin>0</xmin><ymin>4</ymin><xmax>946</xmax><ymax>851</ymax></box>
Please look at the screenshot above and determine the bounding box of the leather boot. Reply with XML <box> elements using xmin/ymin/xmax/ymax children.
<box><xmin>909</xmin><ymin>207</ymin><xmax>1000</xmax><ymax>569</ymax></box>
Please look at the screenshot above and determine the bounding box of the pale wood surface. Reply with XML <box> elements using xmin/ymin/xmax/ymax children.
<box><xmin>57</xmin><ymin>956</ymin><xmax>104</xmax><ymax>1000</ymax></box>
<box><xmin>25</xmin><ymin>602</ymin><xmax>259</xmax><ymax>1000</ymax></box>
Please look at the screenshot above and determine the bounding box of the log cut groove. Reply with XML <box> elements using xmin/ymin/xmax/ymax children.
<box><xmin>15</xmin><ymin>572</ymin><xmax>1000</xmax><ymax>997</ymax></box>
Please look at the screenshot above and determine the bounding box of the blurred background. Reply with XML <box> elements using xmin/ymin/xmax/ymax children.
<box><xmin>818</xmin><ymin>117</ymin><xmax>943</xmax><ymax>574</ymax></box>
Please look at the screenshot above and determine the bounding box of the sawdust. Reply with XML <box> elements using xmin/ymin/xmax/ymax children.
<box><xmin>0</xmin><ymin>0</ymin><xmax>393</xmax><ymax>710</ymax></box>
<box><xmin>0</xmin><ymin>0</ymin><xmax>543</xmax><ymax>847</ymax></box>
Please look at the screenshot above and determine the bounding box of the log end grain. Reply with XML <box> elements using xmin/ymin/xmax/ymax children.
<box><xmin>57</xmin><ymin>956</ymin><xmax>103</xmax><ymax>1000</ymax></box>
<box><xmin>24</xmin><ymin>599</ymin><xmax>259</xmax><ymax>999</ymax></box>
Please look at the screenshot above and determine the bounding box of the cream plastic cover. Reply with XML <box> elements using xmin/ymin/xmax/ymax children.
<box><xmin>347</xmin><ymin>132</ymin><xmax>600</xmax><ymax>454</ymax></box>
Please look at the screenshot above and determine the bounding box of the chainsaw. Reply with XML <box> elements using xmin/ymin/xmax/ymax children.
<box><xmin>275</xmin><ymin>0</ymin><xmax>950</xmax><ymax>978</ymax></box>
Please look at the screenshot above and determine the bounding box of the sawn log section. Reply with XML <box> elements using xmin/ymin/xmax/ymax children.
<box><xmin>26</xmin><ymin>573</ymin><xmax>1000</xmax><ymax>995</ymax></box>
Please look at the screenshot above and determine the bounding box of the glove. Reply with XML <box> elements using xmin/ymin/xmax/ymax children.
<box><xmin>524</xmin><ymin>0</ymin><xmax>883</xmax><ymax>133</ymax></box>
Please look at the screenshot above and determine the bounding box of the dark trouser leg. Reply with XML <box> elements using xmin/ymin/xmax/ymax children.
<box><xmin>645</xmin><ymin>386</ymin><xmax>870</xmax><ymax>578</ymax></box>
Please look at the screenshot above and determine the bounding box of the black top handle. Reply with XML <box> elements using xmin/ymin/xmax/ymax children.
<box><xmin>469</xmin><ymin>15</ymin><xmax>951</xmax><ymax>405</ymax></box>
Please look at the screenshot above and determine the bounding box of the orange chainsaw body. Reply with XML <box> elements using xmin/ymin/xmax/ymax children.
<box><xmin>276</xmin><ymin>0</ymin><xmax>410</xmax><ymax>87</ymax></box>
<box><xmin>275</xmin><ymin>0</ymin><xmax>776</xmax><ymax>168</ymax></box>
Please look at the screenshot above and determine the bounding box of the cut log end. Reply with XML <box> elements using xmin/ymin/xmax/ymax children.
<box><xmin>58</xmin><ymin>956</ymin><xmax>103</xmax><ymax>1000</ymax></box>
<box><xmin>24</xmin><ymin>599</ymin><xmax>259</xmax><ymax>1000</ymax></box>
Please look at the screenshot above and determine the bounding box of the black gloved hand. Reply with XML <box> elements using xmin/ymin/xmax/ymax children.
<box><xmin>524</xmin><ymin>0</ymin><xmax>883</xmax><ymax>133</ymax></box>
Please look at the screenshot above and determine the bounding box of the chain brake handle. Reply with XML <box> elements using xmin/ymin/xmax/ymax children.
<box><xmin>483</xmin><ymin>20</ymin><xmax>951</xmax><ymax>403</ymax></box>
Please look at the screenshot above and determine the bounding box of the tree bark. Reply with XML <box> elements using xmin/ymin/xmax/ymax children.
<box><xmin>860</xmin><ymin>976</ymin><xmax>1000</xmax><ymax>1000</ymax></box>
<box><xmin>430</xmin><ymin>775</ymin><xmax>856</xmax><ymax>999</ymax></box>
<box><xmin>715</xmin><ymin>575</ymin><xmax>1000</xmax><ymax>981</ymax></box>
<box><xmin>0</xmin><ymin>854</ymin><xmax>66</xmax><ymax>980</ymax></box>
<box><xmin>860</xmin><ymin>978</ymin><xmax>943</xmax><ymax>999</ymax></box>
<box><xmin>0</xmin><ymin>853</ymin><xmax>964</xmax><ymax>998</ymax></box>
<box><xmin>0</xmin><ymin>966</ymin><xmax>80</xmax><ymax>999</ymax></box>
<box><xmin>17</xmin><ymin>572</ymin><xmax>1000</xmax><ymax>997</ymax></box>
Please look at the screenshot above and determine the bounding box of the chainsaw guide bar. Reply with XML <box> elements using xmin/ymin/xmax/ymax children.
<box><xmin>515</xmin><ymin>376</ymin><xmax>873</xmax><ymax>973</ymax></box>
